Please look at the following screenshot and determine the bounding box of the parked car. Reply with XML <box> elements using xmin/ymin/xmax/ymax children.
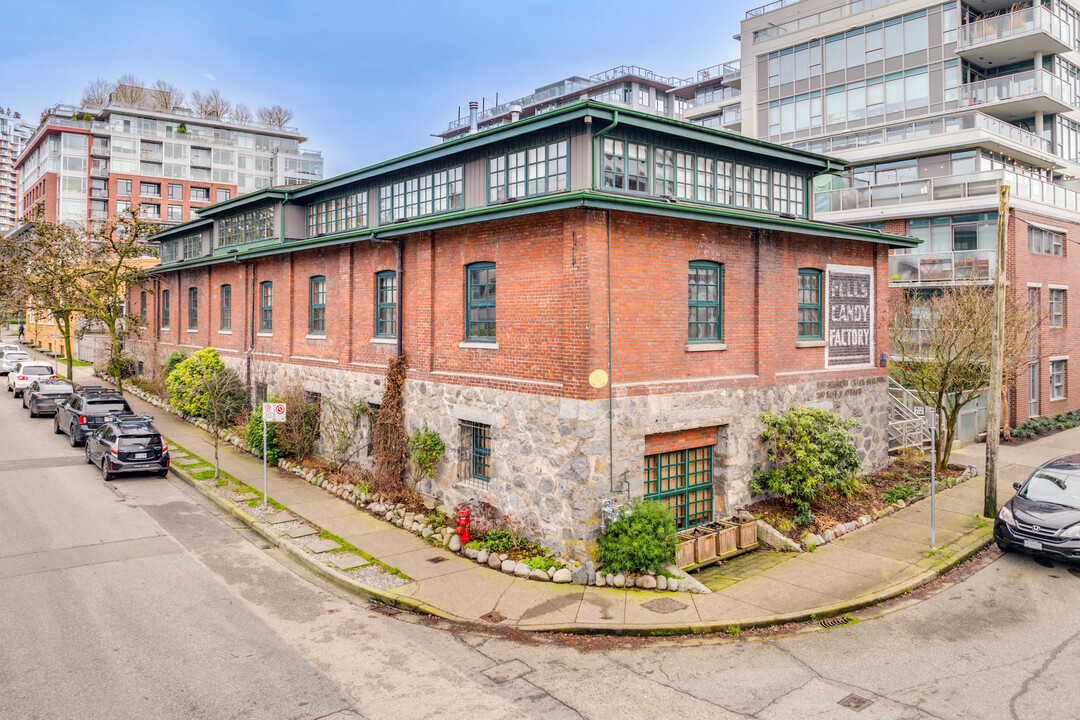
<box><xmin>995</xmin><ymin>454</ymin><xmax>1080</xmax><ymax>563</ymax></box>
<box><xmin>0</xmin><ymin>350</ymin><xmax>31</xmax><ymax>375</ymax></box>
<box><xmin>7</xmin><ymin>361</ymin><xmax>56</xmax><ymax>397</ymax></box>
<box><xmin>22</xmin><ymin>379</ymin><xmax>75</xmax><ymax>417</ymax></box>
<box><xmin>0</xmin><ymin>344</ymin><xmax>20</xmax><ymax>355</ymax></box>
<box><xmin>84</xmin><ymin>414</ymin><xmax>170</xmax><ymax>480</ymax></box>
<box><xmin>53</xmin><ymin>386</ymin><xmax>133</xmax><ymax>447</ymax></box>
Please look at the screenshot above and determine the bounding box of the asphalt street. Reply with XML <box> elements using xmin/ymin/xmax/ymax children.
<box><xmin>1</xmin><ymin>376</ymin><xmax>1078</xmax><ymax>719</ymax></box>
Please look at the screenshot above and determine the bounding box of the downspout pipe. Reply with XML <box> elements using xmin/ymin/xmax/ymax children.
<box><xmin>591</xmin><ymin>110</ymin><xmax>620</xmax><ymax>190</ymax></box>
<box><xmin>396</xmin><ymin>238</ymin><xmax>404</xmax><ymax>358</ymax></box>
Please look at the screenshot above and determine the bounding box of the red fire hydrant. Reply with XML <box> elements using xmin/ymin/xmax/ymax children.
<box><xmin>456</xmin><ymin>508</ymin><xmax>471</xmax><ymax>544</ymax></box>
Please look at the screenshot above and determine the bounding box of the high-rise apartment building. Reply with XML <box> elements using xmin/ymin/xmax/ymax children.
<box><xmin>15</xmin><ymin>94</ymin><xmax>324</xmax><ymax>231</ymax></box>
<box><xmin>0</xmin><ymin>107</ymin><xmax>32</xmax><ymax>232</ymax></box>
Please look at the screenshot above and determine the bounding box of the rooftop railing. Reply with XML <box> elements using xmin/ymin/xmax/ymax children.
<box><xmin>960</xmin><ymin>68</ymin><xmax>1075</xmax><ymax>109</ymax></box>
<box><xmin>889</xmin><ymin>249</ymin><xmax>995</xmax><ymax>284</ymax></box>
<box><xmin>746</xmin><ymin>0</ymin><xmax>803</xmax><ymax>18</ymax></box>
<box><xmin>588</xmin><ymin>65</ymin><xmax>689</xmax><ymax>87</ymax></box>
<box><xmin>957</xmin><ymin>5</ymin><xmax>1072</xmax><ymax>53</ymax></box>
<box><xmin>695</xmin><ymin>60</ymin><xmax>741</xmax><ymax>83</ymax></box>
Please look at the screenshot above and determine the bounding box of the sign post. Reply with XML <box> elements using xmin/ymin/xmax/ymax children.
<box><xmin>925</xmin><ymin>405</ymin><xmax>937</xmax><ymax>549</ymax></box>
<box><xmin>261</xmin><ymin>402</ymin><xmax>286</xmax><ymax>507</ymax></box>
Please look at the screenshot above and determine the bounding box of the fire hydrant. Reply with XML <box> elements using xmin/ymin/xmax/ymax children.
<box><xmin>455</xmin><ymin>508</ymin><xmax>471</xmax><ymax>544</ymax></box>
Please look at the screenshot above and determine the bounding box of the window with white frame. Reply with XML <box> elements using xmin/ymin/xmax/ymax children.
<box><xmin>307</xmin><ymin>190</ymin><xmax>368</xmax><ymax>237</ymax></box>
<box><xmin>1050</xmin><ymin>289</ymin><xmax>1066</xmax><ymax>328</ymax></box>
<box><xmin>378</xmin><ymin>166</ymin><xmax>463</xmax><ymax>223</ymax></box>
<box><xmin>487</xmin><ymin>139</ymin><xmax>568</xmax><ymax>203</ymax></box>
<box><xmin>1051</xmin><ymin>359</ymin><xmax>1067</xmax><ymax>400</ymax></box>
<box><xmin>1029</xmin><ymin>227</ymin><xmax>1064</xmax><ymax>257</ymax></box>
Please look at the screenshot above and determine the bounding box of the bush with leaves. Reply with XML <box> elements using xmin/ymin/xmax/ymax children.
<box><xmin>163</xmin><ymin>350</ymin><xmax>188</xmax><ymax>379</ymax></box>
<box><xmin>321</xmin><ymin>393</ymin><xmax>370</xmax><ymax>471</ymax></box>
<box><xmin>596</xmin><ymin>499</ymin><xmax>678</xmax><ymax>575</ymax></box>
<box><xmin>751</xmin><ymin>406</ymin><xmax>862</xmax><ymax>526</ymax></box>
<box><xmin>274</xmin><ymin>385</ymin><xmax>322</xmax><ymax>461</ymax></box>
<box><xmin>166</xmin><ymin>348</ymin><xmax>225</xmax><ymax>417</ymax></box>
<box><xmin>106</xmin><ymin>355</ymin><xmax>136</xmax><ymax>384</ymax></box>
<box><xmin>406</xmin><ymin>423</ymin><xmax>445</xmax><ymax>490</ymax></box>
<box><xmin>245</xmin><ymin>408</ymin><xmax>285</xmax><ymax>465</ymax></box>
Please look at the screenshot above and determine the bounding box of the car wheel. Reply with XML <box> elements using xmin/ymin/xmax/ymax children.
<box><xmin>13</xmin><ymin>389</ymin><xmax>21</xmax><ymax>398</ymax></box>
<box><xmin>101</xmin><ymin>460</ymin><xmax>113</xmax><ymax>482</ymax></box>
<box><xmin>157</xmin><ymin>469</ymin><xmax>169</xmax><ymax>478</ymax></box>
<box><xmin>29</xmin><ymin>405</ymin><xmax>37</xmax><ymax>418</ymax></box>
<box><xmin>85</xmin><ymin>445</ymin><xmax>93</xmax><ymax>465</ymax></box>
<box><xmin>997</xmin><ymin>540</ymin><xmax>1009</xmax><ymax>553</ymax></box>
<box><xmin>53</xmin><ymin>416</ymin><xmax>63</xmax><ymax>434</ymax></box>
<box><xmin>69</xmin><ymin>425</ymin><xmax>80</xmax><ymax>447</ymax></box>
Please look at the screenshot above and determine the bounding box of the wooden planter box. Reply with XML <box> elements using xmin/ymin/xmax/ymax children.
<box><xmin>675</xmin><ymin>531</ymin><xmax>697</xmax><ymax>569</ymax></box>
<box><xmin>734</xmin><ymin>518</ymin><xmax>758</xmax><ymax>549</ymax></box>
<box><xmin>712</xmin><ymin>521</ymin><xmax>739</xmax><ymax>555</ymax></box>
<box><xmin>689</xmin><ymin>527</ymin><xmax>718</xmax><ymax>564</ymax></box>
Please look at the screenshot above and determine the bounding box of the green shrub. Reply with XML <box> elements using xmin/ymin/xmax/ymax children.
<box><xmin>751</xmin><ymin>406</ymin><xmax>861</xmax><ymax>526</ymax></box>
<box><xmin>426</xmin><ymin>511</ymin><xmax>453</xmax><ymax>531</ymax></box>
<box><xmin>483</xmin><ymin>529</ymin><xmax>528</xmax><ymax>553</ymax></box>
<box><xmin>245</xmin><ymin>407</ymin><xmax>285</xmax><ymax>465</ymax></box>
<box><xmin>106</xmin><ymin>355</ymin><xmax>136</xmax><ymax>382</ymax></box>
<box><xmin>525</xmin><ymin>556</ymin><xmax>559</xmax><ymax>572</ymax></box>
<box><xmin>595</xmin><ymin>499</ymin><xmax>678</xmax><ymax>575</ymax></box>
<box><xmin>881</xmin><ymin>483</ymin><xmax>919</xmax><ymax>505</ymax></box>
<box><xmin>163</xmin><ymin>350</ymin><xmax>188</xmax><ymax>379</ymax></box>
<box><xmin>166</xmin><ymin>348</ymin><xmax>224</xmax><ymax>417</ymax></box>
<box><xmin>406</xmin><ymin>423</ymin><xmax>446</xmax><ymax>486</ymax></box>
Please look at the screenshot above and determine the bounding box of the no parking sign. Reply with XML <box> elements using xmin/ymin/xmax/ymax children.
<box><xmin>262</xmin><ymin>402</ymin><xmax>287</xmax><ymax>423</ymax></box>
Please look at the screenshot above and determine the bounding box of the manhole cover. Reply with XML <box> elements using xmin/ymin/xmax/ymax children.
<box><xmin>369</xmin><ymin>602</ymin><xmax>402</xmax><ymax>616</ymax></box>
<box><xmin>820</xmin><ymin>615</ymin><xmax>854</xmax><ymax>629</ymax></box>
<box><xmin>640</xmin><ymin>597</ymin><xmax>689</xmax><ymax>615</ymax></box>
<box><xmin>427</xmin><ymin>556</ymin><xmax>448</xmax><ymax>564</ymax></box>
<box><xmin>480</xmin><ymin>611</ymin><xmax>506</xmax><ymax>623</ymax></box>
<box><xmin>838</xmin><ymin>694</ymin><xmax>873</xmax><ymax>712</ymax></box>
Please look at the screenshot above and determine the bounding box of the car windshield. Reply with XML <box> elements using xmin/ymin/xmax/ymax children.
<box><xmin>87</xmin><ymin>401</ymin><xmax>129</xmax><ymax>414</ymax></box>
<box><xmin>21</xmin><ymin>365</ymin><xmax>52</xmax><ymax>375</ymax></box>
<box><xmin>5</xmin><ymin>353</ymin><xmax>29</xmax><ymax>361</ymax></box>
<box><xmin>37</xmin><ymin>384</ymin><xmax>71</xmax><ymax>394</ymax></box>
<box><xmin>118</xmin><ymin>436</ymin><xmax>158</xmax><ymax>450</ymax></box>
<box><xmin>1019</xmin><ymin>471</ymin><xmax>1080</xmax><ymax>510</ymax></box>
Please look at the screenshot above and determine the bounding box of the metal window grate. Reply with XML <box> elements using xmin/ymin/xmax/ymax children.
<box><xmin>644</xmin><ymin>446</ymin><xmax>713</xmax><ymax>530</ymax></box>
<box><xmin>458</xmin><ymin>420</ymin><xmax>491</xmax><ymax>488</ymax></box>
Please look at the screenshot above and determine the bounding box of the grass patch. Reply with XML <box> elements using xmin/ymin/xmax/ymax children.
<box><xmin>315</xmin><ymin>529</ymin><xmax>411</xmax><ymax>581</ymax></box>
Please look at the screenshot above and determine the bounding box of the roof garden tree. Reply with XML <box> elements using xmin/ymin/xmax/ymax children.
<box><xmin>192</xmin><ymin>89</ymin><xmax>231</xmax><ymax>119</ymax></box>
<box><xmin>112</xmin><ymin>75</ymin><xmax>146</xmax><ymax>105</ymax></box>
<box><xmin>890</xmin><ymin>285</ymin><xmax>1040</xmax><ymax>471</ymax></box>
<box><xmin>257</xmin><ymin>105</ymin><xmax>293</xmax><ymax>129</ymax></box>
<box><xmin>230</xmin><ymin>103</ymin><xmax>254</xmax><ymax>124</ymax></box>
<box><xmin>82</xmin><ymin>205</ymin><xmax>160</xmax><ymax>394</ymax></box>
<box><xmin>81</xmin><ymin>78</ymin><xmax>114</xmax><ymax>108</ymax></box>
<box><xmin>150</xmin><ymin>80</ymin><xmax>184</xmax><ymax>112</ymax></box>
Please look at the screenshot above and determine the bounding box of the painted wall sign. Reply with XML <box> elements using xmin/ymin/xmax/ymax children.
<box><xmin>827</xmin><ymin>265</ymin><xmax>873</xmax><ymax>367</ymax></box>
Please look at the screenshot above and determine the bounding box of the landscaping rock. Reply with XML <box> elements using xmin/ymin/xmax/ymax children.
<box><xmin>637</xmin><ymin>575</ymin><xmax>657</xmax><ymax>590</ymax></box>
<box><xmin>422</xmin><ymin>527</ymin><xmax>433</xmax><ymax>538</ymax></box>
<box><xmin>613</xmin><ymin>574</ymin><xmax>625</xmax><ymax>588</ymax></box>
<box><xmin>571</xmin><ymin>566</ymin><xmax>588</xmax><ymax>585</ymax></box>
<box><xmin>585</xmin><ymin>561</ymin><xmax>596</xmax><ymax>586</ymax></box>
<box><xmin>488</xmin><ymin>554</ymin><xmax>502</xmax><ymax>570</ymax></box>
<box><xmin>442</xmin><ymin>534</ymin><xmax>451</xmax><ymax>547</ymax></box>
<box><xmin>844</xmin><ymin>521</ymin><xmax>857</xmax><ymax>534</ymax></box>
<box><xmin>384</xmin><ymin>512</ymin><xmax>394</xmax><ymax>522</ymax></box>
<box><xmin>514</xmin><ymin>562</ymin><xmax>530</xmax><ymax>577</ymax></box>
<box><xmin>448</xmin><ymin>535</ymin><xmax>462</xmax><ymax>553</ymax></box>
<box><xmin>529</xmin><ymin>569</ymin><xmax>550</xmax><ymax>582</ymax></box>
<box><xmin>501</xmin><ymin>559</ymin><xmax>516</xmax><ymax>574</ymax></box>
<box><xmin>476</xmin><ymin>549</ymin><xmax>489</xmax><ymax>564</ymax></box>
<box><xmin>657</xmin><ymin>575</ymin><xmax>667</xmax><ymax>591</ymax></box>
<box><xmin>547</xmin><ymin>567</ymin><xmax>556</xmax><ymax>578</ymax></box>
<box><xmin>606</xmin><ymin>573</ymin><xmax>614</xmax><ymax>586</ymax></box>
<box><xmin>805</xmin><ymin>533</ymin><xmax>823</xmax><ymax>547</ymax></box>
<box><xmin>832</xmin><ymin>524</ymin><xmax>845</xmax><ymax>538</ymax></box>
<box><xmin>822</xmin><ymin>529</ymin><xmax>834</xmax><ymax>542</ymax></box>
<box><xmin>499</xmin><ymin>553</ymin><xmax>509</xmax><ymax>562</ymax></box>
<box><xmin>552</xmin><ymin>568</ymin><xmax>572</xmax><ymax>583</ymax></box>
<box><xmin>595</xmin><ymin>574</ymin><xmax>606</xmax><ymax>587</ymax></box>
<box><xmin>464</xmin><ymin>546</ymin><xmax>477</xmax><ymax>559</ymax></box>
<box><xmin>857</xmin><ymin>515</ymin><xmax>872</xmax><ymax>527</ymax></box>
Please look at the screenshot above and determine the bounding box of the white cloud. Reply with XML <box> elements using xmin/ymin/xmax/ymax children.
<box><xmin>202</xmin><ymin>73</ymin><xmax>216</xmax><ymax>83</ymax></box>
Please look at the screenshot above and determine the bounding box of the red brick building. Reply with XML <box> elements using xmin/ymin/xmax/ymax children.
<box><xmin>131</xmin><ymin>102</ymin><xmax>916</xmax><ymax>552</ymax></box>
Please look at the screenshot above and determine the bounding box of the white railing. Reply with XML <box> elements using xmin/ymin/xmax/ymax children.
<box><xmin>888</xmin><ymin>377</ymin><xmax>932</xmax><ymax>453</ymax></box>
<box><xmin>815</xmin><ymin>170</ymin><xmax>1002</xmax><ymax>213</ymax></box>
<box><xmin>695</xmin><ymin>60</ymin><xmax>741</xmax><ymax>83</ymax></box>
<box><xmin>958</xmin><ymin>5</ymin><xmax>1072</xmax><ymax>53</ymax></box>
<box><xmin>960</xmin><ymin>68</ymin><xmax>1075</xmax><ymax>109</ymax></box>
<box><xmin>889</xmin><ymin>249</ymin><xmax>995</xmax><ymax>284</ymax></box>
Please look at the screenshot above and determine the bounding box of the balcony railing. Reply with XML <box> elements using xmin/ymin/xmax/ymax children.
<box><xmin>958</xmin><ymin>6</ymin><xmax>1072</xmax><ymax>53</ymax></box>
<box><xmin>815</xmin><ymin>170</ymin><xmax>1002</xmax><ymax>213</ymax></box>
<box><xmin>793</xmin><ymin>111</ymin><xmax>1052</xmax><ymax>156</ymax></box>
<box><xmin>960</xmin><ymin>68</ymin><xmax>1075</xmax><ymax>109</ymax></box>
<box><xmin>889</xmin><ymin>249</ymin><xmax>995</xmax><ymax>284</ymax></box>
<box><xmin>695</xmin><ymin>60</ymin><xmax>741</xmax><ymax>83</ymax></box>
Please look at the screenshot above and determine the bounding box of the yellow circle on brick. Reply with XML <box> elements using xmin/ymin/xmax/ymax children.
<box><xmin>588</xmin><ymin>369</ymin><xmax>609</xmax><ymax>389</ymax></box>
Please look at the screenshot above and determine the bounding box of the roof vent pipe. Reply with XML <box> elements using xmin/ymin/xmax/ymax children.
<box><xmin>509</xmin><ymin>103</ymin><xmax>522</xmax><ymax>123</ymax></box>
<box><xmin>469</xmin><ymin>101</ymin><xmax>479</xmax><ymax>134</ymax></box>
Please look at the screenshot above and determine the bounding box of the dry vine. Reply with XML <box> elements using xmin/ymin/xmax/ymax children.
<box><xmin>372</xmin><ymin>353</ymin><xmax>411</xmax><ymax>500</ymax></box>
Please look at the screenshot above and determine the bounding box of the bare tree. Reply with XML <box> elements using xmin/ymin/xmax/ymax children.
<box><xmin>202</xmin><ymin>367</ymin><xmax>248</xmax><ymax>478</ymax></box>
<box><xmin>150</xmin><ymin>80</ymin><xmax>184</xmax><ymax>112</ymax></box>
<box><xmin>192</xmin><ymin>89</ymin><xmax>231</xmax><ymax>118</ymax></box>
<box><xmin>258</xmin><ymin>105</ymin><xmax>294</xmax><ymax>129</ymax></box>
<box><xmin>890</xmin><ymin>285</ymin><xmax>1040</xmax><ymax>469</ymax></box>
<box><xmin>81</xmin><ymin>78</ymin><xmax>114</xmax><ymax>108</ymax></box>
<box><xmin>112</xmin><ymin>75</ymin><xmax>146</xmax><ymax>105</ymax></box>
<box><xmin>230</xmin><ymin>103</ymin><xmax>253</xmax><ymax>124</ymax></box>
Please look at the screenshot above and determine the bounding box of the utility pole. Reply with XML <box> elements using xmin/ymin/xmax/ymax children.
<box><xmin>984</xmin><ymin>185</ymin><xmax>1009</xmax><ymax>518</ymax></box>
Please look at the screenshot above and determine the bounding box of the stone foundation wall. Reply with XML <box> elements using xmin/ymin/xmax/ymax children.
<box><xmin>126</xmin><ymin>340</ymin><xmax>888</xmax><ymax>558</ymax></box>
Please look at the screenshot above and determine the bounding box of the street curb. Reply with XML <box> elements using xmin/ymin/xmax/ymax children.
<box><xmin>166</xmin><ymin>460</ymin><xmax>458</xmax><ymax>622</ymax></box>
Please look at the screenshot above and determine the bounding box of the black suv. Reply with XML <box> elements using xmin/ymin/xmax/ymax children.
<box><xmin>22</xmin><ymin>379</ymin><xmax>74</xmax><ymax>418</ymax></box>
<box><xmin>54</xmin><ymin>386</ymin><xmax>133</xmax><ymax>447</ymax></box>
<box><xmin>84</xmin><ymin>415</ymin><xmax>170</xmax><ymax>480</ymax></box>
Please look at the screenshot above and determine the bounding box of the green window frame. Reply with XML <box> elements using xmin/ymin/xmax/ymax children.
<box><xmin>644</xmin><ymin>446</ymin><xmax>713</xmax><ymax>530</ymax></box>
<box><xmin>459</xmin><ymin>420</ymin><xmax>491</xmax><ymax>486</ymax></box>
<box><xmin>688</xmin><ymin>261</ymin><xmax>723</xmax><ymax>342</ymax></box>
<box><xmin>220</xmin><ymin>284</ymin><xmax>232</xmax><ymax>331</ymax></box>
<box><xmin>160</xmin><ymin>240</ymin><xmax>178</xmax><ymax>263</ymax></box>
<box><xmin>798</xmin><ymin>269</ymin><xmax>823</xmax><ymax>340</ymax></box>
<box><xmin>188</xmin><ymin>287</ymin><xmax>198</xmax><ymax>330</ymax></box>
<box><xmin>218</xmin><ymin>206</ymin><xmax>274</xmax><ymax>248</ymax></box>
<box><xmin>378</xmin><ymin>166</ymin><xmax>463</xmax><ymax>223</ymax></box>
<box><xmin>161</xmin><ymin>289</ymin><xmax>170</xmax><ymax>328</ymax></box>
<box><xmin>306</xmin><ymin>190</ymin><xmax>368</xmax><ymax>238</ymax></box>
<box><xmin>309</xmin><ymin>275</ymin><xmax>326</xmax><ymax>335</ymax></box>
<box><xmin>139</xmin><ymin>291</ymin><xmax>147</xmax><ymax>327</ymax></box>
<box><xmin>466</xmin><ymin>262</ymin><xmax>496</xmax><ymax>341</ymax></box>
<box><xmin>376</xmin><ymin>271</ymin><xmax>396</xmax><ymax>338</ymax></box>
<box><xmin>487</xmin><ymin>139</ymin><xmax>568</xmax><ymax>203</ymax></box>
<box><xmin>602</xmin><ymin>138</ymin><xmax>649</xmax><ymax>193</ymax></box>
<box><xmin>260</xmin><ymin>281</ymin><xmax>273</xmax><ymax>333</ymax></box>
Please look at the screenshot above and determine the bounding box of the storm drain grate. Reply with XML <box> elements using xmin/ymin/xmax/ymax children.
<box><xmin>838</xmin><ymin>694</ymin><xmax>873</xmax><ymax>712</ymax></box>
<box><xmin>480</xmin><ymin>611</ymin><xmax>506</xmax><ymax>623</ymax></box>
<box><xmin>819</xmin><ymin>615</ymin><xmax>854</xmax><ymax>629</ymax></box>
<box><xmin>369</xmin><ymin>601</ymin><xmax>403</xmax><ymax>616</ymax></box>
<box><xmin>427</xmin><ymin>556</ymin><xmax>448</xmax><ymax>564</ymax></box>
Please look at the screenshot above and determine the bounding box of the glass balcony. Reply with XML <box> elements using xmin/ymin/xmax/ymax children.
<box><xmin>815</xmin><ymin>170</ymin><xmax>1002</xmax><ymax>213</ymax></box>
<box><xmin>959</xmin><ymin>69</ymin><xmax>1075</xmax><ymax>120</ymax></box>
<box><xmin>957</xmin><ymin>6</ymin><xmax>1072</xmax><ymax>65</ymax></box>
<box><xmin>889</xmin><ymin>249</ymin><xmax>995</xmax><ymax>285</ymax></box>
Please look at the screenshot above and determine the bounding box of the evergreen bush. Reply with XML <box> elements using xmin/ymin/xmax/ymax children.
<box><xmin>595</xmin><ymin>499</ymin><xmax>678</xmax><ymax>575</ymax></box>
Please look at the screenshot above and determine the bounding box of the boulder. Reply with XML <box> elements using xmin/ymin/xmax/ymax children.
<box><xmin>804</xmin><ymin>533</ymin><xmax>823</xmax><ymax>547</ymax></box>
<box><xmin>488</xmin><ymin>553</ymin><xmax>503</xmax><ymax>569</ymax></box>
<box><xmin>476</xmin><ymin>550</ymin><xmax>489</xmax><ymax>565</ymax></box>
<box><xmin>514</xmin><ymin>562</ymin><xmax>530</xmax><ymax>577</ymax></box>
<box><xmin>857</xmin><ymin>515</ymin><xmax>872</xmax><ymax>527</ymax></box>
<box><xmin>667</xmin><ymin>579</ymin><xmax>679</xmax><ymax>593</ymax></box>
<box><xmin>605</xmin><ymin>573</ymin><xmax>615</xmax><ymax>587</ymax></box>
<box><xmin>657</xmin><ymin>575</ymin><xmax>667</xmax><ymax>591</ymax></box>
<box><xmin>448</xmin><ymin>535</ymin><xmax>462</xmax><ymax>552</ymax></box>
<box><xmin>501</xmin><ymin>559</ymin><xmax>516</xmax><ymax>574</ymax></box>
<box><xmin>552</xmin><ymin>568</ymin><xmax>572</xmax><ymax>583</ymax></box>
<box><xmin>529</xmin><ymin>569</ymin><xmax>550</xmax><ymax>581</ymax></box>
<box><xmin>595</xmin><ymin>574</ymin><xmax>606</xmax><ymax>587</ymax></box>
<box><xmin>585</xmin><ymin>561</ymin><xmax>596</xmax><ymax>586</ymax></box>
<box><xmin>843</xmin><ymin>521</ymin><xmax>857</xmax><ymax>534</ymax></box>
<box><xmin>636</xmin><ymin>575</ymin><xmax>657</xmax><ymax>590</ymax></box>
<box><xmin>571</xmin><ymin>566</ymin><xmax>588</xmax><ymax>585</ymax></box>
<box><xmin>613</xmin><ymin>574</ymin><xmax>625</xmax><ymax>588</ymax></box>
<box><xmin>464</xmin><ymin>546</ymin><xmax>477</xmax><ymax>559</ymax></box>
<box><xmin>422</xmin><ymin>527</ymin><xmax>434</xmax><ymax>539</ymax></box>
<box><xmin>821</xmin><ymin>529</ymin><xmax>834</xmax><ymax>543</ymax></box>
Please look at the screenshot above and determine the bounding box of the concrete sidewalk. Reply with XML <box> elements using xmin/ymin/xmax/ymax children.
<box><xmin>15</xmin><ymin>337</ymin><xmax>1058</xmax><ymax>633</ymax></box>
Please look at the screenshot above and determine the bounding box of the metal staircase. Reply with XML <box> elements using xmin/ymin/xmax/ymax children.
<box><xmin>888</xmin><ymin>377</ymin><xmax>933</xmax><ymax>453</ymax></box>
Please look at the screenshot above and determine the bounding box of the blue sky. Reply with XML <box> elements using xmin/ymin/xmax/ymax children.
<box><xmin>1</xmin><ymin>1</ymin><xmax>743</xmax><ymax>178</ymax></box>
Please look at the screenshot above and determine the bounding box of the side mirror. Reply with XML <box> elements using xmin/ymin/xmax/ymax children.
<box><xmin>1013</xmin><ymin>482</ymin><xmax>1022</xmax><ymax>491</ymax></box>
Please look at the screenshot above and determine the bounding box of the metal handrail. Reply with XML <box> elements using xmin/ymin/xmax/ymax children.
<box><xmin>957</xmin><ymin>5</ymin><xmax>1072</xmax><ymax>52</ymax></box>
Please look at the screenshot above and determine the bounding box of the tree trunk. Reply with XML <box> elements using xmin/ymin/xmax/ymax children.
<box><xmin>1001</xmin><ymin>385</ymin><xmax>1011</xmax><ymax>441</ymax></box>
<box><xmin>213</xmin><ymin>433</ymin><xmax>220</xmax><ymax>479</ymax></box>
<box><xmin>57</xmin><ymin>314</ymin><xmax>74</xmax><ymax>382</ymax></box>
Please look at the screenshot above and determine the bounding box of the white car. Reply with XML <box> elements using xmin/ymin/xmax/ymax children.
<box><xmin>0</xmin><ymin>344</ymin><xmax>19</xmax><ymax>354</ymax></box>
<box><xmin>8</xmin><ymin>361</ymin><xmax>56</xmax><ymax>397</ymax></box>
<box><xmin>0</xmin><ymin>350</ymin><xmax>30</xmax><ymax>375</ymax></box>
